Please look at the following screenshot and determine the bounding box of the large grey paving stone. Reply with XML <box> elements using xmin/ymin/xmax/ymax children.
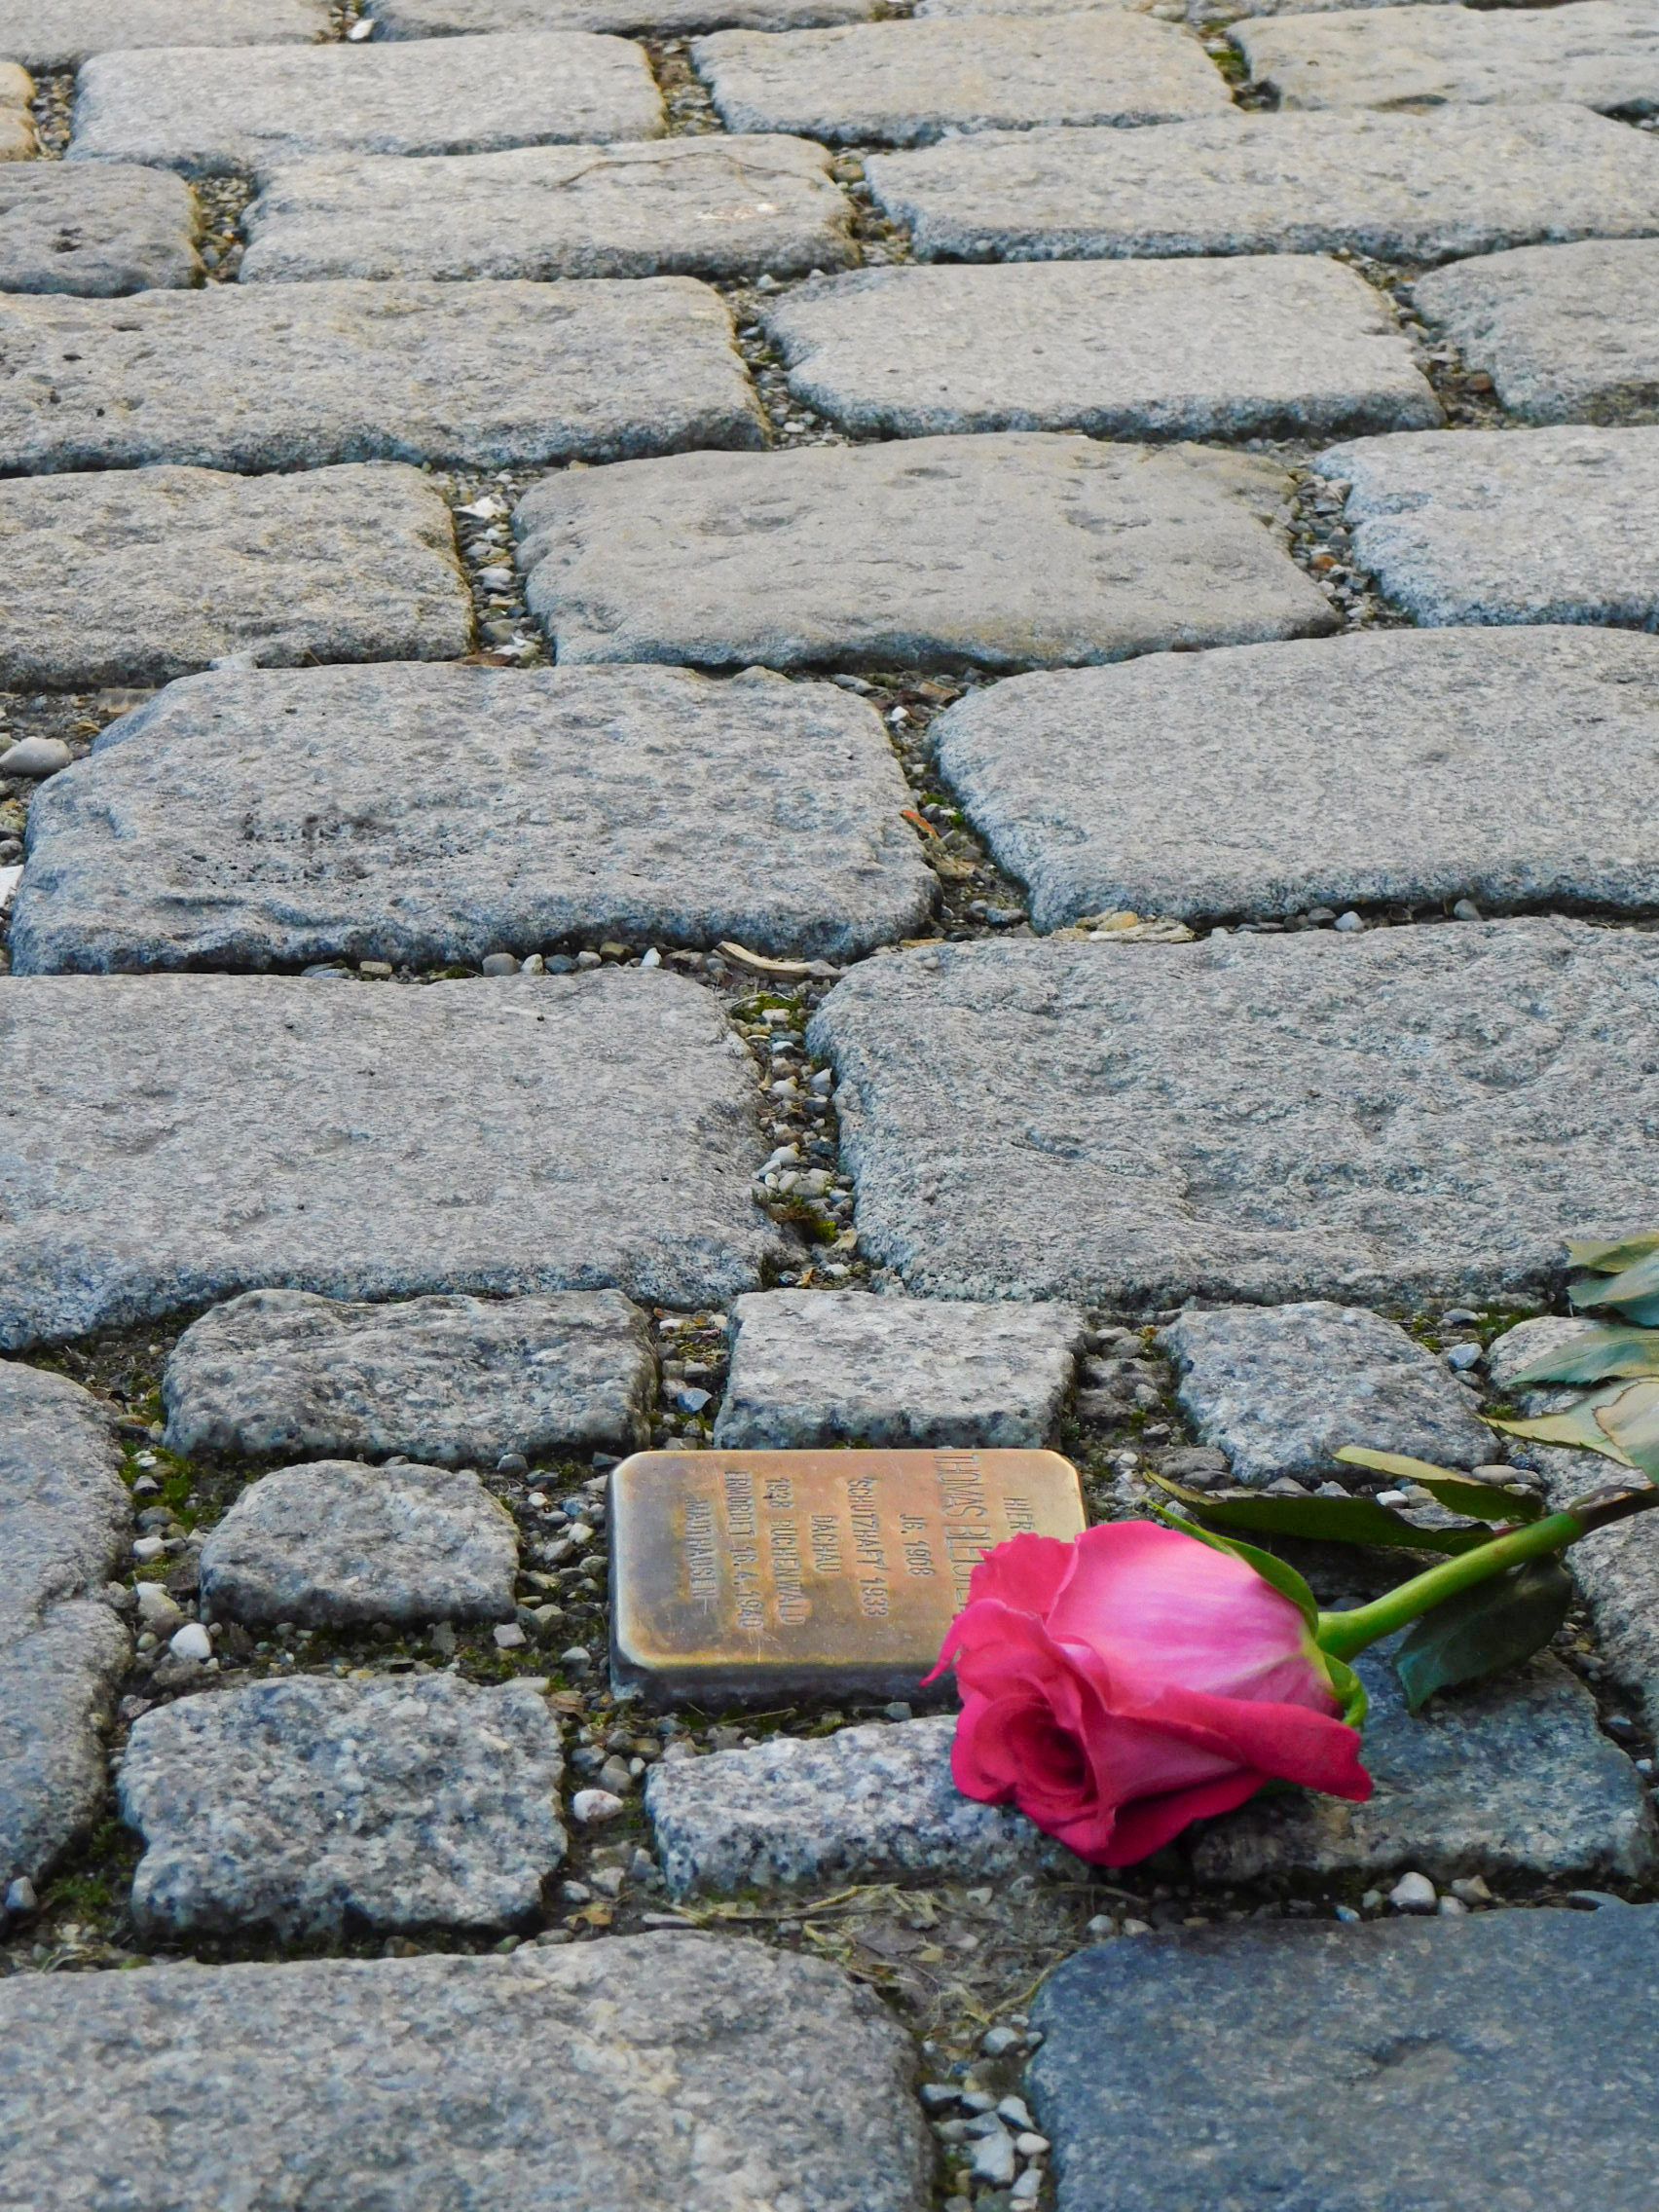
<box><xmin>1029</xmin><ymin>1907</ymin><xmax>1659</xmax><ymax>2212</ymax></box>
<box><xmin>0</xmin><ymin>971</ymin><xmax>785</xmax><ymax>1347</ymax></box>
<box><xmin>1236</xmin><ymin>2</ymin><xmax>1659</xmax><ymax>116</ymax></box>
<box><xmin>932</xmin><ymin>630</ymin><xmax>1659</xmax><ymax>929</ymax></box>
<box><xmin>1412</xmin><ymin>240</ymin><xmax>1659</xmax><ymax>426</ymax></box>
<box><xmin>647</xmin><ymin>1714</ymin><xmax>1083</xmax><ymax>1897</ymax></box>
<box><xmin>68</xmin><ymin>32</ymin><xmax>665</xmax><ymax>175</ymax></box>
<box><xmin>372</xmin><ymin>0</ymin><xmax>879</xmax><ymax>30</ymax></box>
<box><xmin>12</xmin><ymin>663</ymin><xmax>934</xmax><ymax>971</ymax></box>
<box><xmin>1160</xmin><ymin>1301</ymin><xmax>1492</xmax><ymax>1488</ymax></box>
<box><xmin>1317</xmin><ymin>425</ymin><xmax>1659</xmax><ymax>628</ymax></box>
<box><xmin>866</xmin><ymin>106</ymin><xmax>1659</xmax><ymax>264</ymax></box>
<box><xmin>240</xmin><ymin>136</ymin><xmax>855</xmax><ymax>284</ymax></box>
<box><xmin>514</xmin><ymin>434</ymin><xmax>1337</xmax><ymax>672</ymax></box>
<box><xmin>0</xmin><ymin>166</ymin><xmax>201</xmax><ymax>296</ymax></box>
<box><xmin>0</xmin><ymin>465</ymin><xmax>469</xmax><ymax>691</ymax></box>
<box><xmin>163</xmin><ymin>1287</ymin><xmax>657</xmax><ymax>1464</ymax></box>
<box><xmin>805</xmin><ymin>920</ymin><xmax>1659</xmax><ymax>1308</ymax></box>
<box><xmin>0</xmin><ymin>1934</ymin><xmax>931</xmax><ymax>2212</ymax></box>
<box><xmin>692</xmin><ymin>13</ymin><xmax>1231</xmax><ymax>145</ymax></box>
<box><xmin>713</xmin><ymin>1289</ymin><xmax>1087</xmax><ymax>1448</ymax></box>
<box><xmin>120</xmin><ymin>1675</ymin><xmax>564</xmax><ymax>1939</ymax></box>
<box><xmin>763</xmin><ymin>258</ymin><xmax>1438</xmax><ymax>441</ymax></box>
<box><xmin>0</xmin><ymin>279</ymin><xmax>761</xmax><ymax>473</ymax></box>
<box><xmin>0</xmin><ymin>0</ymin><xmax>328</xmax><ymax>68</ymax></box>
<box><xmin>197</xmin><ymin>1458</ymin><xmax>520</xmax><ymax>1628</ymax></box>
<box><xmin>1191</xmin><ymin>1641</ymin><xmax>1656</xmax><ymax>1884</ymax></box>
<box><xmin>0</xmin><ymin>1362</ymin><xmax>130</xmax><ymax>1893</ymax></box>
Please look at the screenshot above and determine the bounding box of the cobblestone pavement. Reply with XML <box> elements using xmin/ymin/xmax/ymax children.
<box><xmin>3</xmin><ymin>5</ymin><xmax>1659</xmax><ymax>2209</ymax></box>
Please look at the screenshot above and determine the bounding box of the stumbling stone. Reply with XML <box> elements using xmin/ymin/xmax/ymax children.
<box><xmin>1029</xmin><ymin>1908</ymin><xmax>1659</xmax><ymax>2212</ymax></box>
<box><xmin>713</xmin><ymin>1290</ymin><xmax>1088</xmax><ymax>1449</ymax></box>
<box><xmin>240</xmin><ymin>136</ymin><xmax>856</xmax><ymax>283</ymax></box>
<box><xmin>0</xmin><ymin>971</ymin><xmax>784</xmax><ymax>1346</ymax></box>
<box><xmin>762</xmin><ymin>259</ymin><xmax>1439</xmax><ymax>440</ymax></box>
<box><xmin>0</xmin><ymin>0</ymin><xmax>327</xmax><ymax>67</ymax></box>
<box><xmin>931</xmin><ymin>629</ymin><xmax>1659</xmax><ymax>928</ymax></box>
<box><xmin>647</xmin><ymin>1715</ymin><xmax>1083</xmax><ymax>1897</ymax></box>
<box><xmin>1190</xmin><ymin>1641</ymin><xmax>1656</xmax><ymax>1884</ymax></box>
<box><xmin>0</xmin><ymin>165</ymin><xmax>201</xmax><ymax>295</ymax></box>
<box><xmin>1316</xmin><ymin>425</ymin><xmax>1659</xmax><ymax>628</ymax></box>
<box><xmin>68</xmin><ymin>33</ymin><xmax>665</xmax><ymax>174</ymax></box>
<box><xmin>0</xmin><ymin>464</ymin><xmax>469</xmax><ymax>690</ymax></box>
<box><xmin>197</xmin><ymin>1459</ymin><xmax>520</xmax><ymax>1627</ymax></box>
<box><xmin>692</xmin><ymin>15</ymin><xmax>1230</xmax><ymax>145</ymax></box>
<box><xmin>11</xmin><ymin>663</ymin><xmax>934</xmax><ymax>971</ymax></box>
<box><xmin>371</xmin><ymin>0</ymin><xmax>881</xmax><ymax>31</ymax></box>
<box><xmin>0</xmin><ymin>1362</ymin><xmax>129</xmax><ymax>1894</ymax></box>
<box><xmin>1160</xmin><ymin>1302</ymin><xmax>1493</xmax><ymax>1487</ymax></box>
<box><xmin>866</xmin><ymin>107</ymin><xmax>1659</xmax><ymax>264</ymax></box>
<box><xmin>806</xmin><ymin>921</ymin><xmax>1659</xmax><ymax>1308</ymax></box>
<box><xmin>0</xmin><ymin>1935</ymin><xmax>931</xmax><ymax>2212</ymax></box>
<box><xmin>0</xmin><ymin>279</ymin><xmax>761</xmax><ymax>473</ymax></box>
<box><xmin>1235</xmin><ymin>2</ymin><xmax>1659</xmax><ymax>116</ymax></box>
<box><xmin>163</xmin><ymin>1287</ymin><xmax>657</xmax><ymax>1464</ymax></box>
<box><xmin>120</xmin><ymin>1675</ymin><xmax>565</xmax><ymax>1939</ymax></box>
<box><xmin>515</xmin><ymin>434</ymin><xmax>1336</xmax><ymax>671</ymax></box>
<box><xmin>609</xmin><ymin>1445</ymin><xmax>1087</xmax><ymax>1705</ymax></box>
<box><xmin>1412</xmin><ymin>240</ymin><xmax>1659</xmax><ymax>426</ymax></box>
<box><xmin>1486</xmin><ymin>1317</ymin><xmax>1659</xmax><ymax>1734</ymax></box>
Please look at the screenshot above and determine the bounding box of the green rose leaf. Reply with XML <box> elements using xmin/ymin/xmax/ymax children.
<box><xmin>1570</xmin><ymin>1248</ymin><xmax>1659</xmax><ymax>1316</ymax></box>
<box><xmin>1393</xmin><ymin>1558</ymin><xmax>1575</xmax><ymax>1715</ymax></box>
<box><xmin>1486</xmin><ymin>1383</ymin><xmax>1640</xmax><ymax>1468</ymax></box>
<box><xmin>1334</xmin><ymin>1447</ymin><xmax>1542</xmax><ymax>1524</ymax></box>
<box><xmin>1596</xmin><ymin>1380</ymin><xmax>1659</xmax><ymax>1484</ymax></box>
<box><xmin>1506</xmin><ymin>1324</ymin><xmax>1659</xmax><ymax>1388</ymax></box>
<box><xmin>1566</xmin><ymin>1230</ymin><xmax>1659</xmax><ymax>1275</ymax></box>
<box><xmin>1151</xmin><ymin>1477</ymin><xmax>1490</xmax><ymax>1556</ymax></box>
<box><xmin>1319</xmin><ymin>1649</ymin><xmax>1369</xmax><ymax>1732</ymax></box>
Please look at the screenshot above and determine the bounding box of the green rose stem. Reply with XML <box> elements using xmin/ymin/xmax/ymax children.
<box><xmin>1314</xmin><ymin>1482</ymin><xmax>1659</xmax><ymax>1665</ymax></box>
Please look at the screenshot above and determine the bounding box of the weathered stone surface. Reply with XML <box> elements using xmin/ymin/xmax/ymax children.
<box><xmin>1161</xmin><ymin>1301</ymin><xmax>1492</xmax><ymax>1487</ymax></box>
<box><xmin>764</xmin><ymin>258</ymin><xmax>1436</xmax><ymax>440</ymax></box>
<box><xmin>1318</xmin><ymin>425</ymin><xmax>1659</xmax><ymax>628</ymax></box>
<box><xmin>806</xmin><ymin>921</ymin><xmax>1659</xmax><ymax>1308</ymax></box>
<box><xmin>0</xmin><ymin>109</ymin><xmax>36</xmax><ymax>164</ymax></box>
<box><xmin>164</xmin><ymin>1287</ymin><xmax>656</xmax><ymax>1464</ymax></box>
<box><xmin>867</xmin><ymin>107</ymin><xmax>1659</xmax><ymax>264</ymax></box>
<box><xmin>693</xmin><ymin>14</ymin><xmax>1229</xmax><ymax>145</ymax></box>
<box><xmin>713</xmin><ymin>1290</ymin><xmax>1087</xmax><ymax>1449</ymax></box>
<box><xmin>1237</xmin><ymin>3</ymin><xmax>1659</xmax><ymax>116</ymax></box>
<box><xmin>0</xmin><ymin>1362</ymin><xmax>129</xmax><ymax>1893</ymax></box>
<box><xmin>0</xmin><ymin>279</ymin><xmax>760</xmax><ymax>472</ymax></box>
<box><xmin>516</xmin><ymin>434</ymin><xmax>1335</xmax><ymax>672</ymax></box>
<box><xmin>1486</xmin><ymin>1316</ymin><xmax>1659</xmax><ymax>1734</ymax></box>
<box><xmin>69</xmin><ymin>32</ymin><xmax>664</xmax><ymax>174</ymax></box>
<box><xmin>12</xmin><ymin>664</ymin><xmax>934</xmax><ymax>971</ymax></box>
<box><xmin>0</xmin><ymin>971</ymin><xmax>783</xmax><ymax>1347</ymax></box>
<box><xmin>0</xmin><ymin>165</ymin><xmax>200</xmax><ymax>296</ymax></box>
<box><xmin>0</xmin><ymin>464</ymin><xmax>469</xmax><ymax>690</ymax></box>
<box><xmin>120</xmin><ymin>1675</ymin><xmax>564</xmax><ymax>1939</ymax></box>
<box><xmin>198</xmin><ymin>1459</ymin><xmax>520</xmax><ymax>1628</ymax></box>
<box><xmin>1030</xmin><ymin>1908</ymin><xmax>1659</xmax><ymax>2212</ymax></box>
<box><xmin>0</xmin><ymin>0</ymin><xmax>326</xmax><ymax>68</ymax></box>
<box><xmin>373</xmin><ymin>0</ymin><xmax>879</xmax><ymax>31</ymax></box>
<box><xmin>647</xmin><ymin>1716</ymin><xmax>1083</xmax><ymax>1897</ymax></box>
<box><xmin>932</xmin><ymin>629</ymin><xmax>1659</xmax><ymax>928</ymax></box>
<box><xmin>241</xmin><ymin>136</ymin><xmax>855</xmax><ymax>283</ymax></box>
<box><xmin>0</xmin><ymin>1935</ymin><xmax>931</xmax><ymax>2212</ymax></box>
<box><xmin>1192</xmin><ymin>1641</ymin><xmax>1655</xmax><ymax>1883</ymax></box>
<box><xmin>1413</xmin><ymin>240</ymin><xmax>1659</xmax><ymax>426</ymax></box>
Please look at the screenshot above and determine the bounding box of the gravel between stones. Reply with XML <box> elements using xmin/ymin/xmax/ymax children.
<box><xmin>13</xmin><ymin>661</ymin><xmax>935</xmax><ymax>971</ymax></box>
<box><xmin>0</xmin><ymin>463</ymin><xmax>470</xmax><ymax>690</ymax></box>
<box><xmin>0</xmin><ymin>1936</ymin><xmax>933</xmax><ymax>2211</ymax></box>
<box><xmin>0</xmin><ymin>972</ymin><xmax>786</xmax><ymax>1346</ymax></box>
<box><xmin>240</xmin><ymin>136</ymin><xmax>856</xmax><ymax>283</ymax></box>
<box><xmin>120</xmin><ymin>1674</ymin><xmax>567</xmax><ymax>1939</ymax></box>
<box><xmin>807</xmin><ymin>920</ymin><xmax>1659</xmax><ymax>1307</ymax></box>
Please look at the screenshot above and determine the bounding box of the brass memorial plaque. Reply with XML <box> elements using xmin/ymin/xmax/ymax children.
<box><xmin>608</xmin><ymin>1447</ymin><xmax>1087</xmax><ymax>1708</ymax></box>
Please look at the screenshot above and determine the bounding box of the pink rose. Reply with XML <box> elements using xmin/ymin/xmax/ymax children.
<box><xmin>927</xmin><ymin>1523</ymin><xmax>1371</xmax><ymax>1865</ymax></box>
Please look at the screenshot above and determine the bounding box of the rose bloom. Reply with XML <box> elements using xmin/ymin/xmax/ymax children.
<box><xmin>927</xmin><ymin>1523</ymin><xmax>1371</xmax><ymax>1865</ymax></box>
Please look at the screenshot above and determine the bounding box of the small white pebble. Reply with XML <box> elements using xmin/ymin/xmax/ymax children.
<box><xmin>1015</xmin><ymin>2133</ymin><xmax>1050</xmax><ymax>2157</ymax></box>
<box><xmin>1437</xmin><ymin>1896</ymin><xmax>1469</xmax><ymax>1918</ymax></box>
<box><xmin>1333</xmin><ymin>910</ymin><xmax>1364</xmax><ymax>932</ymax></box>
<box><xmin>1121</xmin><ymin>1917</ymin><xmax>1153</xmax><ymax>1936</ymax></box>
<box><xmin>168</xmin><ymin>1622</ymin><xmax>211</xmax><ymax>1662</ymax></box>
<box><xmin>1389</xmin><ymin>1870</ymin><xmax>1437</xmax><ymax>1914</ymax></box>
<box><xmin>571</xmin><ymin>1788</ymin><xmax>626</xmax><ymax>1826</ymax></box>
<box><xmin>998</xmin><ymin>2096</ymin><xmax>1035</xmax><ymax>2130</ymax></box>
<box><xmin>493</xmin><ymin>1622</ymin><xmax>527</xmax><ymax>1650</ymax></box>
<box><xmin>131</xmin><ymin>1535</ymin><xmax>167</xmax><ymax>1562</ymax></box>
